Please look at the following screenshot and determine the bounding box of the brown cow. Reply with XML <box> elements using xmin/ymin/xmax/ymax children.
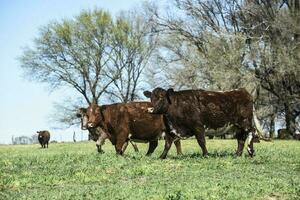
<box><xmin>77</xmin><ymin>108</ymin><xmax>139</xmax><ymax>153</ymax></box>
<box><xmin>144</xmin><ymin>88</ymin><xmax>258</xmax><ymax>159</ymax></box>
<box><xmin>37</xmin><ymin>130</ymin><xmax>50</xmax><ymax>148</ymax></box>
<box><xmin>84</xmin><ymin>102</ymin><xmax>182</xmax><ymax>156</ymax></box>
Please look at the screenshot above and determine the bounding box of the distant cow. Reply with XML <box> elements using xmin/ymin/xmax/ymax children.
<box><xmin>144</xmin><ymin>88</ymin><xmax>259</xmax><ymax>159</ymax></box>
<box><xmin>84</xmin><ymin>102</ymin><xmax>182</xmax><ymax>156</ymax></box>
<box><xmin>37</xmin><ymin>130</ymin><xmax>50</xmax><ymax>148</ymax></box>
<box><xmin>77</xmin><ymin>108</ymin><xmax>139</xmax><ymax>153</ymax></box>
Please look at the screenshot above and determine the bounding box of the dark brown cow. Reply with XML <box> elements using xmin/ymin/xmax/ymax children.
<box><xmin>85</xmin><ymin>102</ymin><xmax>182</xmax><ymax>156</ymax></box>
<box><xmin>37</xmin><ymin>130</ymin><xmax>50</xmax><ymax>148</ymax></box>
<box><xmin>77</xmin><ymin>109</ymin><xmax>139</xmax><ymax>153</ymax></box>
<box><xmin>144</xmin><ymin>88</ymin><xmax>257</xmax><ymax>159</ymax></box>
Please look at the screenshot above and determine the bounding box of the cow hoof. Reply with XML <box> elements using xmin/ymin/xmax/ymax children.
<box><xmin>247</xmin><ymin>149</ymin><xmax>255</xmax><ymax>158</ymax></box>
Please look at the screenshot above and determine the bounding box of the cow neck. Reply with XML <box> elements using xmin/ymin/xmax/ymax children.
<box><xmin>99</xmin><ymin>106</ymin><xmax>105</xmax><ymax>123</ymax></box>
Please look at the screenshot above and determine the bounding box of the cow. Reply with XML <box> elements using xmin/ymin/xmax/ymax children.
<box><xmin>144</xmin><ymin>88</ymin><xmax>260</xmax><ymax>159</ymax></box>
<box><xmin>77</xmin><ymin>108</ymin><xmax>139</xmax><ymax>153</ymax></box>
<box><xmin>84</xmin><ymin>101</ymin><xmax>182</xmax><ymax>156</ymax></box>
<box><xmin>37</xmin><ymin>130</ymin><xmax>50</xmax><ymax>148</ymax></box>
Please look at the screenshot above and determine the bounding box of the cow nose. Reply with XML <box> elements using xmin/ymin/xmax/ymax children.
<box><xmin>147</xmin><ymin>107</ymin><xmax>154</xmax><ymax>113</ymax></box>
<box><xmin>87</xmin><ymin>123</ymin><xmax>94</xmax><ymax>128</ymax></box>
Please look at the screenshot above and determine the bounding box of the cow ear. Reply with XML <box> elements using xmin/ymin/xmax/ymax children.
<box><xmin>166</xmin><ymin>88</ymin><xmax>174</xmax><ymax>104</ymax></box>
<box><xmin>76</xmin><ymin>108</ymin><xmax>86</xmax><ymax>118</ymax></box>
<box><xmin>167</xmin><ymin>88</ymin><xmax>174</xmax><ymax>94</ymax></box>
<box><xmin>143</xmin><ymin>91</ymin><xmax>152</xmax><ymax>98</ymax></box>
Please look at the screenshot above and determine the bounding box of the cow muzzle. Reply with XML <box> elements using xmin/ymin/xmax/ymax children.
<box><xmin>87</xmin><ymin>122</ymin><xmax>95</xmax><ymax>128</ymax></box>
<box><xmin>147</xmin><ymin>107</ymin><xmax>154</xmax><ymax>113</ymax></box>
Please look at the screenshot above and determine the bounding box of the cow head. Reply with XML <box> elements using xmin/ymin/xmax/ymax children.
<box><xmin>86</xmin><ymin>103</ymin><xmax>103</xmax><ymax>128</ymax></box>
<box><xmin>76</xmin><ymin>108</ymin><xmax>88</xmax><ymax>130</ymax></box>
<box><xmin>143</xmin><ymin>87</ymin><xmax>173</xmax><ymax>114</ymax></box>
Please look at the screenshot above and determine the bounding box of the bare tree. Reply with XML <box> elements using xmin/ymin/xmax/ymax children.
<box><xmin>105</xmin><ymin>11</ymin><xmax>157</xmax><ymax>102</ymax></box>
<box><xmin>145</xmin><ymin>0</ymin><xmax>300</xmax><ymax>136</ymax></box>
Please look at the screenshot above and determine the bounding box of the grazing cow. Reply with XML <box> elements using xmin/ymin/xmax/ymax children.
<box><xmin>84</xmin><ymin>102</ymin><xmax>182</xmax><ymax>156</ymax></box>
<box><xmin>144</xmin><ymin>88</ymin><xmax>259</xmax><ymax>159</ymax></box>
<box><xmin>77</xmin><ymin>108</ymin><xmax>139</xmax><ymax>153</ymax></box>
<box><xmin>37</xmin><ymin>130</ymin><xmax>50</xmax><ymax>148</ymax></box>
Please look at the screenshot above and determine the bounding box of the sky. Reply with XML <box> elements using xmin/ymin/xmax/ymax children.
<box><xmin>0</xmin><ymin>0</ymin><xmax>144</xmax><ymax>144</ymax></box>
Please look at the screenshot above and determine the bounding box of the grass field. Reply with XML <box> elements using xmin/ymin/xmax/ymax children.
<box><xmin>0</xmin><ymin>139</ymin><xmax>299</xmax><ymax>200</ymax></box>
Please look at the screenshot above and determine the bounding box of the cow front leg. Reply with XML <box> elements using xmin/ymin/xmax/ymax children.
<box><xmin>122</xmin><ymin>140</ymin><xmax>129</xmax><ymax>153</ymax></box>
<box><xmin>159</xmin><ymin>134</ymin><xmax>174</xmax><ymax>159</ymax></box>
<box><xmin>96</xmin><ymin>134</ymin><xmax>108</xmax><ymax>153</ymax></box>
<box><xmin>130</xmin><ymin>141</ymin><xmax>139</xmax><ymax>152</ymax></box>
<box><xmin>115</xmin><ymin>136</ymin><xmax>127</xmax><ymax>156</ymax></box>
<box><xmin>246</xmin><ymin>132</ymin><xmax>255</xmax><ymax>157</ymax></box>
<box><xmin>174</xmin><ymin>139</ymin><xmax>183</xmax><ymax>155</ymax></box>
<box><xmin>195</xmin><ymin>128</ymin><xmax>208</xmax><ymax>157</ymax></box>
<box><xmin>146</xmin><ymin>140</ymin><xmax>158</xmax><ymax>156</ymax></box>
<box><xmin>236</xmin><ymin>130</ymin><xmax>247</xmax><ymax>156</ymax></box>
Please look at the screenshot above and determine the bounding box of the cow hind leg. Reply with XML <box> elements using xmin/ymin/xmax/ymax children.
<box><xmin>195</xmin><ymin>128</ymin><xmax>208</xmax><ymax>157</ymax></box>
<box><xmin>146</xmin><ymin>140</ymin><xmax>158</xmax><ymax>156</ymax></box>
<box><xmin>174</xmin><ymin>139</ymin><xmax>183</xmax><ymax>155</ymax></box>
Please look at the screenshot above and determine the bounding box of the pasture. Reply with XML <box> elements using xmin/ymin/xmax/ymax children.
<box><xmin>0</xmin><ymin>139</ymin><xmax>299</xmax><ymax>200</ymax></box>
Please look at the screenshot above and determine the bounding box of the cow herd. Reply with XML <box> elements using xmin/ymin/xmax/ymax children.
<box><xmin>75</xmin><ymin>87</ymin><xmax>263</xmax><ymax>159</ymax></box>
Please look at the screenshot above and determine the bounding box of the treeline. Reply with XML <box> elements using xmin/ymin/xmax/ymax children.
<box><xmin>19</xmin><ymin>0</ymin><xmax>300</xmax><ymax>138</ymax></box>
<box><xmin>11</xmin><ymin>135</ymin><xmax>38</xmax><ymax>145</ymax></box>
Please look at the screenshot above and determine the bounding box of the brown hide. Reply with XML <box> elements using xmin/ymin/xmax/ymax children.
<box><xmin>37</xmin><ymin>130</ymin><xmax>50</xmax><ymax>148</ymax></box>
<box><xmin>86</xmin><ymin>102</ymin><xmax>182</xmax><ymax>156</ymax></box>
<box><xmin>144</xmin><ymin>88</ymin><xmax>256</xmax><ymax>158</ymax></box>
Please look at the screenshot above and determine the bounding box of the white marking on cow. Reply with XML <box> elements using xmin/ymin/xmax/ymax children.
<box><xmin>161</xmin><ymin>132</ymin><xmax>166</xmax><ymax>138</ymax></box>
<box><xmin>246</xmin><ymin>132</ymin><xmax>253</xmax><ymax>154</ymax></box>
<box><xmin>247</xmin><ymin>132</ymin><xmax>253</xmax><ymax>145</ymax></box>
<box><xmin>147</xmin><ymin>107</ymin><xmax>154</xmax><ymax>113</ymax></box>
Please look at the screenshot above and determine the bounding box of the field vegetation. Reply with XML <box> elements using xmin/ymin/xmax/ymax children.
<box><xmin>1</xmin><ymin>139</ymin><xmax>299</xmax><ymax>199</ymax></box>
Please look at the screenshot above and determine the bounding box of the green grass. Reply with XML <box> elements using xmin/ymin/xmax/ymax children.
<box><xmin>0</xmin><ymin>139</ymin><xmax>299</xmax><ymax>200</ymax></box>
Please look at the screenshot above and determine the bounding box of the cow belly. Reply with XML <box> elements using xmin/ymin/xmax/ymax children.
<box><xmin>205</xmin><ymin>124</ymin><xmax>235</xmax><ymax>137</ymax></box>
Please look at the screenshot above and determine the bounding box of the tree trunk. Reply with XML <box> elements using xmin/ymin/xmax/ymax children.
<box><xmin>269</xmin><ymin>114</ymin><xmax>275</xmax><ymax>138</ymax></box>
<box><xmin>73</xmin><ymin>131</ymin><xmax>76</xmax><ymax>143</ymax></box>
<box><xmin>284</xmin><ymin>103</ymin><xmax>296</xmax><ymax>136</ymax></box>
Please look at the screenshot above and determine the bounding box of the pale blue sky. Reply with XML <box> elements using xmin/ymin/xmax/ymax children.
<box><xmin>0</xmin><ymin>0</ymin><xmax>144</xmax><ymax>144</ymax></box>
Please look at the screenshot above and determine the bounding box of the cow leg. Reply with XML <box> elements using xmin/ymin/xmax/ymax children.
<box><xmin>46</xmin><ymin>141</ymin><xmax>49</xmax><ymax>148</ymax></box>
<box><xmin>122</xmin><ymin>140</ymin><xmax>129</xmax><ymax>153</ymax></box>
<box><xmin>159</xmin><ymin>134</ymin><xmax>174</xmax><ymax>159</ymax></box>
<box><xmin>96</xmin><ymin>134</ymin><xmax>107</xmax><ymax>153</ymax></box>
<box><xmin>130</xmin><ymin>141</ymin><xmax>139</xmax><ymax>152</ymax></box>
<box><xmin>115</xmin><ymin>136</ymin><xmax>127</xmax><ymax>156</ymax></box>
<box><xmin>236</xmin><ymin>129</ymin><xmax>247</xmax><ymax>156</ymax></box>
<box><xmin>146</xmin><ymin>140</ymin><xmax>158</xmax><ymax>156</ymax></box>
<box><xmin>246</xmin><ymin>132</ymin><xmax>255</xmax><ymax>157</ymax></box>
<box><xmin>174</xmin><ymin>139</ymin><xmax>183</xmax><ymax>155</ymax></box>
<box><xmin>195</xmin><ymin>128</ymin><xmax>208</xmax><ymax>157</ymax></box>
